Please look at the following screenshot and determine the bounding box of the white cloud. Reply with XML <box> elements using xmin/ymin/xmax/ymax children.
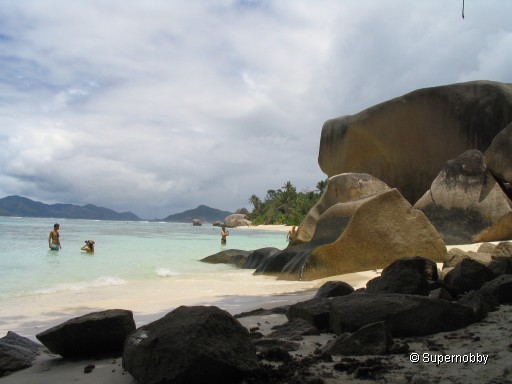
<box><xmin>0</xmin><ymin>0</ymin><xmax>511</xmax><ymax>218</ymax></box>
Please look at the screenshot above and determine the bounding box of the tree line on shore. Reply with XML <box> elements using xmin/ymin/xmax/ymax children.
<box><xmin>247</xmin><ymin>180</ymin><xmax>327</xmax><ymax>226</ymax></box>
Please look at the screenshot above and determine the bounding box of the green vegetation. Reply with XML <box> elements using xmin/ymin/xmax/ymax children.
<box><xmin>247</xmin><ymin>180</ymin><xmax>327</xmax><ymax>225</ymax></box>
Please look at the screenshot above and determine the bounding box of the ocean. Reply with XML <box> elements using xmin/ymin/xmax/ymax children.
<box><xmin>0</xmin><ymin>217</ymin><xmax>319</xmax><ymax>339</ymax></box>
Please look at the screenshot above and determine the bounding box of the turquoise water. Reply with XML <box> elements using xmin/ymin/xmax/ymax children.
<box><xmin>0</xmin><ymin>217</ymin><xmax>289</xmax><ymax>300</ymax></box>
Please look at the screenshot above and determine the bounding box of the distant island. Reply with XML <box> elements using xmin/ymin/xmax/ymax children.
<box><xmin>0</xmin><ymin>195</ymin><xmax>141</xmax><ymax>221</ymax></box>
<box><xmin>161</xmin><ymin>205</ymin><xmax>232</xmax><ymax>223</ymax></box>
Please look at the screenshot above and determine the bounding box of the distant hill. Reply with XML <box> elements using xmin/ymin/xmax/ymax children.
<box><xmin>162</xmin><ymin>205</ymin><xmax>232</xmax><ymax>223</ymax></box>
<box><xmin>0</xmin><ymin>195</ymin><xmax>141</xmax><ymax>221</ymax></box>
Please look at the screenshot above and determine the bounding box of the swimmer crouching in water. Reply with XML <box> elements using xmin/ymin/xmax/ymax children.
<box><xmin>81</xmin><ymin>240</ymin><xmax>95</xmax><ymax>253</ymax></box>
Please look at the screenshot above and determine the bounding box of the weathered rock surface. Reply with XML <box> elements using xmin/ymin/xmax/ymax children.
<box><xmin>493</xmin><ymin>241</ymin><xmax>512</xmax><ymax>257</ymax></box>
<box><xmin>201</xmin><ymin>247</ymin><xmax>280</xmax><ymax>270</ymax></box>
<box><xmin>266</xmin><ymin>318</ymin><xmax>320</xmax><ymax>340</ymax></box>
<box><xmin>0</xmin><ymin>332</ymin><xmax>41</xmax><ymax>376</ymax></box>
<box><xmin>245</xmin><ymin>247</ymin><xmax>281</xmax><ymax>269</ymax></box>
<box><xmin>200</xmin><ymin>249</ymin><xmax>252</xmax><ymax>267</ymax></box>
<box><xmin>414</xmin><ymin>150</ymin><xmax>512</xmax><ymax>244</ymax></box>
<box><xmin>457</xmin><ymin>290</ymin><xmax>498</xmax><ymax>320</ymax></box>
<box><xmin>328</xmin><ymin>294</ymin><xmax>475</xmax><ymax>337</ymax></box>
<box><xmin>443</xmin><ymin>248</ymin><xmax>492</xmax><ymax>269</ymax></box>
<box><xmin>322</xmin><ymin>321</ymin><xmax>394</xmax><ymax>356</ymax></box>
<box><xmin>487</xmin><ymin>257</ymin><xmax>512</xmax><ymax>276</ymax></box>
<box><xmin>122</xmin><ymin>306</ymin><xmax>259</xmax><ymax>384</ymax></box>
<box><xmin>484</xmin><ymin>121</ymin><xmax>512</xmax><ymax>189</ymax></box>
<box><xmin>314</xmin><ymin>281</ymin><xmax>355</xmax><ymax>298</ymax></box>
<box><xmin>192</xmin><ymin>219</ymin><xmax>202</xmax><ymax>226</ymax></box>
<box><xmin>444</xmin><ymin>258</ymin><xmax>496</xmax><ymax>293</ymax></box>
<box><xmin>279</xmin><ymin>189</ymin><xmax>445</xmax><ymax>280</ymax></box>
<box><xmin>479</xmin><ymin>274</ymin><xmax>512</xmax><ymax>303</ymax></box>
<box><xmin>319</xmin><ymin>80</ymin><xmax>512</xmax><ymax>204</ymax></box>
<box><xmin>365</xmin><ymin>256</ymin><xmax>438</xmax><ymax>295</ymax></box>
<box><xmin>224</xmin><ymin>214</ymin><xmax>251</xmax><ymax>228</ymax></box>
<box><xmin>286</xmin><ymin>297</ymin><xmax>332</xmax><ymax>332</ymax></box>
<box><xmin>292</xmin><ymin>173</ymin><xmax>390</xmax><ymax>245</ymax></box>
<box><xmin>36</xmin><ymin>309</ymin><xmax>135</xmax><ymax>358</ymax></box>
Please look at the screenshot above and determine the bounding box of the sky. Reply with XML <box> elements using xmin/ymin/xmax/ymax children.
<box><xmin>1</xmin><ymin>1</ymin><xmax>511</xmax><ymax>219</ymax></box>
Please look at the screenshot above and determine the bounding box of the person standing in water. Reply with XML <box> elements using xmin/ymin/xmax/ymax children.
<box><xmin>48</xmin><ymin>223</ymin><xmax>62</xmax><ymax>251</ymax></box>
<box><xmin>221</xmin><ymin>226</ymin><xmax>229</xmax><ymax>245</ymax></box>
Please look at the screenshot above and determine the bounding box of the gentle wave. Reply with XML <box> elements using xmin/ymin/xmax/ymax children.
<box><xmin>33</xmin><ymin>276</ymin><xmax>127</xmax><ymax>295</ymax></box>
<box><xmin>155</xmin><ymin>267</ymin><xmax>179</xmax><ymax>278</ymax></box>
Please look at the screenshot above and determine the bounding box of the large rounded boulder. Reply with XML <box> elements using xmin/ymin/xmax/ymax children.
<box><xmin>300</xmin><ymin>189</ymin><xmax>446</xmax><ymax>279</ymax></box>
<box><xmin>484</xmin><ymin>122</ymin><xmax>512</xmax><ymax>193</ymax></box>
<box><xmin>36</xmin><ymin>309</ymin><xmax>135</xmax><ymax>358</ymax></box>
<box><xmin>258</xmin><ymin>188</ymin><xmax>446</xmax><ymax>280</ymax></box>
<box><xmin>414</xmin><ymin>149</ymin><xmax>512</xmax><ymax>244</ymax></box>
<box><xmin>293</xmin><ymin>173</ymin><xmax>390</xmax><ymax>245</ymax></box>
<box><xmin>122</xmin><ymin>306</ymin><xmax>259</xmax><ymax>384</ymax></box>
<box><xmin>318</xmin><ymin>80</ymin><xmax>512</xmax><ymax>204</ymax></box>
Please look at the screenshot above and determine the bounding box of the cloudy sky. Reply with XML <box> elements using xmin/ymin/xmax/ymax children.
<box><xmin>1</xmin><ymin>1</ymin><xmax>511</xmax><ymax>219</ymax></box>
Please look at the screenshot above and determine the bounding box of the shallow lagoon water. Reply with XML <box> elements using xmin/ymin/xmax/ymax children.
<box><xmin>0</xmin><ymin>217</ymin><xmax>317</xmax><ymax>338</ymax></box>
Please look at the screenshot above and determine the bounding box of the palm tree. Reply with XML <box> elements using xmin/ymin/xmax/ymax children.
<box><xmin>248</xmin><ymin>195</ymin><xmax>262</xmax><ymax>214</ymax></box>
<box><xmin>316</xmin><ymin>179</ymin><xmax>328</xmax><ymax>195</ymax></box>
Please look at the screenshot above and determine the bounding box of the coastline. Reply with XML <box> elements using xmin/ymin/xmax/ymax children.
<box><xmin>2</xmin><ymin>241</ymin><xmax>510</xmax><ymax>383</ymax></box>
<box><xmin>1</xmin><ymin>267</ymin><xmax>380</xmax><ymax>384</ymax></box>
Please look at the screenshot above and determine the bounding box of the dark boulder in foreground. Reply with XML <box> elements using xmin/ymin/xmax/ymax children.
<box><xmin>322</xmin><ymin>321</ymin><xmax>395</xmax><ymax>356</ymax></box>
<box><xmin>288</xmin><ymin>293</ymin><xmax>476</xmax><ymax>337</ymax></box>
<box><xmin>0</xmin><ymin>332</ymin><xmax>41</xmax><ymax>376</ymax></box>
<box><xmin>444</xmin><ymin>258</ymin><xmax>496</xmax><ymax>293</ymax></box>
<box><xmin>328</xmin><ymin>294</ymin><xmax>476</xmax><ymax>337</ymax></box>
<box><xmin>480</xmin><ymin>274</ymin><xmax>512</xmax><ymax>304</ymax></box>
<box><xmin>314</xmin><ymin>281</ymin><xmax>355</xmax><ymax>298</ymax></box>
<box><xmin>36</xmin><ymin>309</ymin><xmax>135</xmax><ymax>358</ymax></box>
<box><xmin>123</xmin><ymin>305</ymin><xmax>259</xmax><ymax>384</ymax></box>
<box><xmin>365</xmin><ymin>256</ymin><xmax>438</xmax><ymax>296</ymax></box>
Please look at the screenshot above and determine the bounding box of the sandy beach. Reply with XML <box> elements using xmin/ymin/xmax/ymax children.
<box><xmin>2</xmin><ymin>241</ymin><xmax>511</xmax><ymax>383</ymax></box>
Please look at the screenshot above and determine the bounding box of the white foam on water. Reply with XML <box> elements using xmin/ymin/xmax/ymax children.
<box><xmin>33</xmin><ymin>276</ymin><xmax>126</xmax><ymax>295</ymax></box>
<box><xmin>155</xmin><ymin>267</ymin><xmax>179</xmax><ymax>277</ymax></box>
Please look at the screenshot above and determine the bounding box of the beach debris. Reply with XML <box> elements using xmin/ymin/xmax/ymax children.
<box><xmin>83</xmin><ymin>363</ymin><xmax>95</xmax><ymax>373</ymax></box>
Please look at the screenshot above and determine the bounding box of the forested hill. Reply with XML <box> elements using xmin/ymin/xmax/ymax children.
<box><xmin>0</xmin><ymin>195</ymin><xmax>141</xmax><ymax>221</ymax></box>
<box><xmin>162</xmin><ymin>205</ymin><xmax>232</xmax><ymax>223</ymax></box>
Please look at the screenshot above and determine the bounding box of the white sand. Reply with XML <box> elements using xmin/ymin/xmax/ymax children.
<box><xmin>2</xmin><ymin>241</ymin><xmax>511</xmax><ymax>382</ymax></box>
<box><xmin>0</xmin><ymin>268</ymin><xmax>380</xmax><ymax>383</ymax></box>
